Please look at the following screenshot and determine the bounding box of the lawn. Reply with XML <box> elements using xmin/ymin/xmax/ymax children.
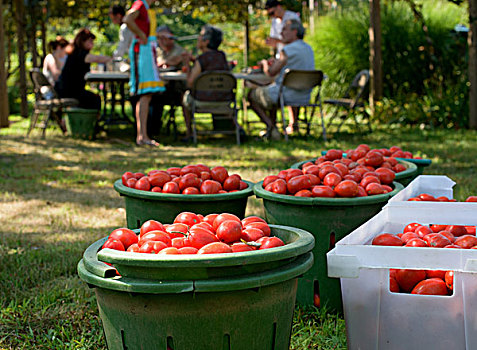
<box><xmin>1</xmin><ymin>114</ymin><xmax>477</xmax><ymax>349</ymax></box>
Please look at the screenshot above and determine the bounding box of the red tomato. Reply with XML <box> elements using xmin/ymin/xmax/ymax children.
<box><xmin>438</xmin><ymin>230</ymin><xmax>455</xmax><ymax>243</ymax></box>
<box><xmin>466</xmin><ymin>226</ymin><xmax>476</xmax><ymax>235</ymax></box>
<box><xmin>304</xmin><ymin>174</ymin><xmax>321</xmax><ymax>186</ymax></box>
<box><xmin>263</xmin><ymin>175</ymin><xmax>280</xmax><ymax>187</ymax></box>
<box><xmin>133</xmin><ymin>172</ymin><xmax>145</xmax><ymax>180</ymax></box>
<box><xmin>126</xmin><ymin>178</ymin><xmax>137</xmax><ymax>188</ymax></box>
<box><xmin>426</xmin><ymin>270</ymin><xmax>446</xmax><ymax>280</ymax></box>
<box><xmin>216</xmin><ymin>220</ymin><xmax>242</xmax><ymax>243</ymax></box>
<box><xmin>240</xmin><ymin>227</ymin><xmax>264</xmax><ymax>242</ymax></box>
<box><xmin>423</xmin><ymin>233</ymin><xmax>451</xmax><ymax>248</ymax></box>
<box><xmin>167</xmin><ymin>167</ymin><xmax>181</xmax><ymax>177</ymax></box>
<box><xmin>318</xmin><ymin>165</ymin><xmax>341</xmax><ymax>180</ymax></box>
<box><xmin>178</xmin><ymin>246</ymin><xmax>199</xmax><ymax>254</ymax></box>
<box><xmin>454</xmin><ymin>235</ymin><xmax>477</xmax><ymax>249</ymax></box>
<box><xmin>258</xmin><ymin>237</ymin><xmax>285</xmax><ymax>250</ymax></box>
<box><xmin>203</xmin><ymin>214</ymin><xmax>219</xmax><ymax>227</ymax></box>
<box><xmin>400</xmin><ymin>232</ymin><xmax>419</xmax><ymax>244</ymax></box>
<box><xmin>166</xmin><ymin>223</ymin><xmax>189</xmax><ymax>238</ymax></box>
<box><xmin>390</xmin><ymin>276</ymin><xmax>400</xmax><ymax>293</ymax></box>
<box><xmin>171</xmin><ymin>237</ymin><xmax>186</xmax><ymax>249</ymax></box>
<box><xmin>239</xmin><ymin>181</ymin><xmax>248</xmax><ymax>190</ymax></box>
<box><xmin>411</xmin><ymin>278</ymin><xmax>448</xmax><ymax>295</ymax></box>
<box><xmin>182</xmin><ymin>187</ymin><xmax>200</xmax><ymax>195</ymax></box>
<box><xmin>200</xmin><ymin>171</ymin><xmax>212</xmax><ymax>181</ymax></box>
<box><xmin>158</xmin><ymin>247</ymin><xmax>180</xmax><ymax>255</ymax></box>
<box><xmin>287</xmin><ymin>175</ymin><xmax>312</xmax><ymax>194</ymax></box>
<box><xmin>404</xmin><ymin>222</ymin><xmax>422</xmax><ymax>233</ymax></box>
<box><xmin>127</xmin><ymin>243</ymin><xmax>140</xmax><ymax>252</ymax></box>
<box><xmin>102</xmin><ymin>238</ymin><xmax>125</xmax><ymax>251</ymax></box>
<box><xmin>109</xmin><ymin>228</ymin><xmax>138</xmax><ymax>249</ymax></box>
<box><xmin>139</xmin><ymin>231</ymin><xmax>171</xmax><ymax>247</ymax></box>
<box><xmin>303</xmin><ymin>165</ymin><xmax>321</xmax><ymax>177</ymax></box>
<box><xmin>210</xmin><ymin>166</ymin><xmax>229</xmax><ymax>184</ymax></box>
<box><xmin>295</xmin><ymin>189</ymin><xmax>313</xmax><ymax>197</ymax></box>
<box><xmin>187</xmin><ymin>226</ymin><xmax>219</xmax><ymax>249</ymax></box>
<box><xmin>244</xmin><ymin>222</ymin><xmax>271</xmax><ymax>236</ymax></box>
<box><xmin>180</xmin><ymin>165</ymin><xmax>201</xmax><ymax>177</ymax></box>
<box><xmin>334</xmin><ymin>180</ymin><xmax>359</xmax><ymax>197</ymax></box>
<box><xmin>357</xmin><ymin>186</ymin><xmax>368</xmax><ymax>197</ymax></box>
<box><xmin>395</xmin><ymin>269</ymin><xmax>427</xmax><ymax>292</ymax></box>
<box><xmin>365</xmin><ymin>183</ymin><xmax>385</xmax><ymax>195</ymax></box>
<box><xmin>415</xmin><ymin>225</ymin><xmax>433</xmax><ymax>238</ymax></box>
<box><xmin>375</xmin><ymin>168</ymin><xmax>395</xmax><ymax>184</ymax></box>
<box><xmin>231</xmin><ymin>242</ymin><xmax>256</xmax><ymax>252</ymax></box>
<box><xmin>446</xmin><ymin>225</ymin><xmax>468</xmax><ymax>237</ymax></box>
<box><xmin>364</xmin><ymin>152</ymin><xmax>384</xmax><ymax>167</ymax></box>
<box><xmin>285</xmin><ymin>169</ymin><xmax>304</xmax><ymax>182</ymax></box>
<box><xmin>271</xmin><ymin>179</ymin><xmax>287</xmax><ymax>194</ymax></box>
<box><xmin>139</xmin><ymin>241</ymin><xmax>167</xmax><ymax>254</ymax></box>
<box><xmin>393</xmin><ymin>164</ymin><xmax>407</xmax><ymax>173</ymax></box>
<box><xmin>140</xmin><ymin>220</ymin><xmax>165</xmax><ymax>238</ymax></box>
<box><xmin>213</xmin><ymin>213</ymin><xmax>241</xmax><ymax>231</ymax></box>
<box><xmin>325</xmin><ymin>149</ymin><xmax>343</xmax><ymax>160</ymax></box>
<box><xmin>334</xmin><ymin>163</ymin><xmax>349</xmax><ymax>177</ymax></box>
<box><xmin>198</xmin><ymin>242</ymin><xmax>233</xmax><ymax>254</ymax></box>
<box><xmin>418</xmin><ymin>193</ymin><xmax>436</xmax><ymax>201</ymax></box>
<box><xmin>199</xmin><ymin>180</ymin><xmax>222</xmax><ymax>194</ymax></box>
<box><xmin>148</xmin><ymin>171</ymin><xmax>172</xmax><ymax>188</ymax></box>
<box><xmin>435</xmin><ymin>196</ymin><xmax>450</xmax><ymax>202</ymax></box>
<box><xmin>445</xmin><ymin>271</ymin><xmax>454</xmax><ymax>291</ymax></box>
<box><xmin>223</xmin><ymin>175</ymin><xmax>241</xmax><ymax>191</ymax></box>
<box><xmin>135</xmin><ymin>177</ymin><xmax>151</xmax><ymax>191</ymax></box>
<box><xmin>151</xmin><ymin>187</ymin><xmax>162</xmax><ymax>193</ymax></box>
<box><xmin>443</xmin><ymin>244</ymin><xmax>461</xmax><ymax>249</ymax></box>
<box><xmin>162</xmin><ymin>181</ymin><xmax>180</xmax><ymax>194</ymax></box>
<box><xmin>195</xmin><ymin>163</ymin><xmax>211</xmax><ymax>173</ymax></box>
<box><xmin>405</xmin><ymin>238</ymin><xmax>428</xmax><ymax>247</ymax></box>
<box><xmin>311</xmin><ymin>185</ymin><xmax>336</xmax><ymax>197</ymax></box>
<box><xmin>241</xmin><ymin>216</ymin><xmax>266</xmax><ymax>227</ymax></box>
<box><xmin>122</xmin><ymin>172</ymin><xmax>135</xmax><ymax>185</ymax></box>
<box><xmin>323</xmin><ymin>172</ymin><xmax>342</xmax><ymax>188</ymax></box>
<box><xmin>430</xmin><ymin>224</ymin><xmax>448</xmax><ymax>233</ymax></box>
<box><xmin>179</xmin><ymin>173</ymin><xmax>201</xmax><ymax>191</ymax></box>
<box><xmin>372</xmin><ymin>233</ymin><xmax>403</xmax><ymax>246</ymax></box>
<box><xmin>466</xmin><ymin>196</ymin><xmax>477</xmax><ymax>202</ymax></box>
<box><xmin>174</xmin><ymin>212</ymin><xmax>202</xmax><ymax>227</ymax></box>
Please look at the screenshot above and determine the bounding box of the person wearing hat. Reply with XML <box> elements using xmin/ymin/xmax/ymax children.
<box><xmin>265</xmin><ymin>0</ymin><xmax>301</xmax><ymax>57</ymax></box>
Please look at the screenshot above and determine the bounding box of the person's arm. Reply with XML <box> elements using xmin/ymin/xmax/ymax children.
<box><xmin>123</xmin><ymin>9</ymin><xmax>147</xmax><ymax>45</ymax></box>
<box><xmin>44</xmin><ymin>55</ymin><xmax>62</xmax><ymax>81</ymax></box>
<box><xmin>261</xmin><ymin>50</ymin><xmax>288</xmax><ymax>77</ymax></box>
<box><xmin>186</xmin><ymin>60</ymin><xmax>202</xmax><ymax>89</ymax></box>
<box><xmin>113</xmin><ymin>25</ymin><xmax>132</xmax><ymax>58</ymax></box>
<box><xmin>85</xmin><ymin>54</ymin><xmax>113</xmax><ymax>64</ymax></box>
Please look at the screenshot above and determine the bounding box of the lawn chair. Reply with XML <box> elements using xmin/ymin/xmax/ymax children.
<box><xmin>324</xmin><ymin>69</ymin><xmax>371</xmax><ymax>133</ymax></box>
<box><xmin>278</xmin><ymin>69</ymin><xmax>326</xmax><ymax>141</ymax></box>
<box><xmin>190</xmin><ymin>71</ymin><xmax>240</xmax><ymax>145</ymax></box>
<box><xmin>27</xmin><ymin>68</ymin><xmax>79</xmax><ymax>138</ymax></box>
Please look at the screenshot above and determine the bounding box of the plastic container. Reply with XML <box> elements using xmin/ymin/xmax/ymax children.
<box><xmin>65</xmin><ymin>107</ymin><xmax>98</xmax><ymax>140</ymax></box>
<box><xmin>291</xmin><ymin>157</ymin><xmax>418</xmax><ymax>186</ymax></box>
<box><xmin>327</xmin><ymin>203</ymin><xmax>477</xmax><ymax>350</ymax></box>
<box><xmin>78</xmin><ymin>225</ymin><xmax>314</xmax><ymax>350</ymax></box>
<box><xmin>253</xmin><ymin>181</ymin><xmax>403</xmax><ymax>312</ymax></box>
<box><xmin>114</xmin><ymin>179</ymin><xmax>254</xmax><ymax>229</ymax></box>
<box><xmin>387</xmin><ymin>175</ymin><xmax>456</xmax><ymax>205</ymax></box>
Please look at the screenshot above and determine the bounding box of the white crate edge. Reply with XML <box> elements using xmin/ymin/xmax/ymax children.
<box><xmin>327</xmin><ymin>203</ymin><xmax>477</xmax><ymax>278</ymax></box>
<box><xmin>386</xmin><ymin>175</ymin><xmax>456</xmax><ymax>204</ymax></box>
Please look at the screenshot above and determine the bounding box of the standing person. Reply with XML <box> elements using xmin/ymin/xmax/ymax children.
<box><xmin>265</xmin><ymin>0</ymin><xmax>301</xmax><ymax>57</ymax></box>
<box><xmin>123</xmin><ymin>0</ymin><xmax>165</xmax><ymax>146</ymax></box>
<box><xmin>55</xmin><ymin>29</ymin><xmax>112</xmax><ymax>110</ymax></box>
<box><xmin>247</xmin><ymin>19</ymin><xmax>314</xmax><ymax>139</ymax></box>
<box><xmin>43</xmin><ymin>36</ymin><xmax>69</xmax><ymax>87</ymax></box>
<box><xmin>109</xmin><ymin>5</ymin><xmax>133</xmax><ymax>60</ymax></box>
<box><xmin>181</xmin><ymin>25</ymin><xmax>230</xmax><ymax>142</ymax></box>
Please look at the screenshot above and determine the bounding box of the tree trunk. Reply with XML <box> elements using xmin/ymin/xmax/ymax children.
<box><xmin>40</xmin><ymin>7</ymin><xmax>47</xmax><ymax>63</ymax></box>
<box><xmin>369</xmin><ymin>0</ymin><xmax>383</xmax><ymax>110</ymax></box>
<box><xmin>243</xmin><ymin>17</ymin><xmax>249</xmax><ymax>69</ymax></box>
<box><xmin>469</xmin><ymin>0</ymin><xmax>477</xmax><ymax>129</ymax></box>
<box><xmin>14</xmin><ymin>0</ymin><xmax>28</xmax><ymax>118</ymax></box>
<box><xmin>28</xmin><ymin>1</ymin><xmax>38</xmax><ymax>68</ymax></box>
<box><xmin>0</xmin><ymin>0</ymin><xmax>10</xmax><ymax>127</ymax></box>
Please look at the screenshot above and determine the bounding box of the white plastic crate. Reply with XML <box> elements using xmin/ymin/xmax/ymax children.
<box><xmin>327</xmin><ymin>204</ymin><xmax>477</xmax><ymax>350</ymax></box>
<box><xmin>387</xmin><ymin>175</ymin><xmax>456</xmax><ymax>204</ymax></box>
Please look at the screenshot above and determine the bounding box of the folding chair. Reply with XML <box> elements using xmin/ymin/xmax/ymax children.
<box><xmin>27</xmin><ymin>68</ymin><xmax>78</xmax><ymax>138</ymax></box>
<box><xmin>278</xmin><ymin>69</ymin><xmax>326</xmax><ymax>141</ymax></box>
<box><xmin>324</xmin><ymin>69</ymin><xmax>371</xmax><ymax>133</ymax></box>
<box><xmin>190</xmin><ymin>71</ymin><xmax>240</xmax><ymax>145</ymax></box>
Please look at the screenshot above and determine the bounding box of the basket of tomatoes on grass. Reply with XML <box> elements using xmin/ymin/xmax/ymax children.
<box><xmin>78</xmin><ymin>211</ymin><xmax>314</xmax><ymax>350</ymax></box>
<box><xmin>253</xmin><ymin>153</ymin><xmax>404</xmax><ymax>312</ymax></box>
<box><xmin>115</xmin><ymin>164</ymin><xmax>254</xmax><ymax>228</ymax></box>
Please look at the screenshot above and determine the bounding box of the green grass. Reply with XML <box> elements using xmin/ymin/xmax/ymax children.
<box><xmin>1</xmin><ymin>114</ymin><xmax>477</xmax><ymax>349</ymax></box>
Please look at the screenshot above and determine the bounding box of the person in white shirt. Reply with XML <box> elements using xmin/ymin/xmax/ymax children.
<box><xmin>42</xmin><ymin>36</ymin><xmax>69</xmax><ymax>87</ymax></box>
<box><xmin>265</xmin><ymin>0</ymin><xmax>301</xmax><ymax>57</ymax></box>
<box><xmin>109</xmin><ymin>5</ymin><xmax>134</xmax><ymax>60</ymax></box>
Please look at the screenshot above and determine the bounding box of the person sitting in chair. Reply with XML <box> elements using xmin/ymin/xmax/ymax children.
<box><xmin>247</xmin><ymin>19</ymin><xmax>314</xmax><ymax>140</ymax></box>
<box><xmin>180</xmin><ymin>25</ymin><xmax>230</xmax><ymax>142</ymax></box>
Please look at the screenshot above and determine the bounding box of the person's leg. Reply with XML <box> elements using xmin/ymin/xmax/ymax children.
<box><xmin>286</xmin><ymin>106</ymin><xmax>300</xmax><ymax>134</ymax></box>
<box><xmin>148</xmin><ymin>93</ymin><xmax>164</xmax><ymax>138</ymax></box>
<box><xmin>247</xmin><ymin>89</ymin><xmax>274</xmax><ymax>129</ymax></box>
<box><xmin>181</xmin><ymin>91</ymin><xmax>193</xmax><ymax>139</ymax></box>
<box><xmin>136</xmin><ymin>94</ymin><xmax>158</xmax><ymax>145</ymax></box>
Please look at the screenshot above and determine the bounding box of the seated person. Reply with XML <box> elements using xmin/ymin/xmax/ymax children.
<box><xmin>55</xmin><ymin>29</ymin><xmax>112</xmax><ymax>110</ymax></box>
<box><xmin>247</xmin><ymin>19</ymin><xmax>314</xmax><ymax>139</ymax></box>
<box><xmin>181</xmin><ymin>25</ymin><xmax>231</xmax><ymax>141</ymax></box>
<box><xmin>43</xmin><ymin>36</ymin><xmax>69</xmax><ymax>87</ymax></box>
<box><xmin>148</xmin><ymin>25</ymin><xmax>187</xmax><ymax>138</ymax></box>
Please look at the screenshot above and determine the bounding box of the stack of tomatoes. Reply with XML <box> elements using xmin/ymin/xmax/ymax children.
<box><xmin>408</xmin><ymin>194</ymin><xmax>477</xmax><ymax>202</ymax></box>
<box><xmin>372</xmin><ymin>222</ymin><xmax>477</xmax><ymax>295</ymax></box>
<box><xmin>101</xmin><ymin>211</ymin><xmax>284</xmax><ymax>255</ymax></box>
<box><xmin>325</xmin><ymin>144</ymin><xmax>422</xmax><ymax>160</ymax></box>
<box><xmin>120</xmin><ymin>164</ymin><xmax>248</xmax><ymax>194</ymax></box>
<box><xmin>262</xmin><ymin>148</ymin><xmax>398</xmax><ymax>198</ymax></box>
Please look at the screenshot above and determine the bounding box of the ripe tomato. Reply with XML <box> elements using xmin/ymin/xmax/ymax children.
<box><xmin>139</xmin><ymin>241</ymin><xmax>167</xmax><ymax>254</ymax></box>
<box><xmin>166</xmin><ymin>223</ymin><xmax>189</xmax><ymax>238</ymax></box>
<box><xmin>198</xmin><ymin>242</ymin><xmax>233</xmax><ymax>254</ymax></box>
<box><xmin>216</xmin><ymin>220</ymin><xmax>242</xmax><ymax>243</ymax></box>
<box><xmin>127</xmin><ymin>243</ymin><xmax>140</xmax><ymax>252</ymax></box>
<box><xmin>311</xmin><ymin>185</ymin><xmax>336</xmax><ymax>197</ymax></box>
<box><xmin>395</xmin><ymin>269</ymin><xmax>427</xmax><ymax>292</ymax></box>
<box><xmin>403</xmin><ymin>222</ymin><xmax>422</xmax><ymax>233</ymax></box>
<box><xmin>195</xmin><ymin>163</ymin><xmax>211</xmax><ymax>173</ymax></box>
<box><xmin>357</xmin><ymin>186</ymin><xmax>368</xmax><ymax>197</ymax></box>
<box><xmin>182</xmin><ymin>187</ymin><xmax>200</xmax><ymax>195</ymax></box>
<box><xmin>445</xmin><ymin>271</ymin><xmax>454</xmax><ymax>291</ymax></box>
<box><xmin>223</xmin><ymin>174</ymin><xmax>241</xmax><ymax>191</ymax></box>
<box><xmin>334</xmin><ymin>163</ymin><xmax>349</xmax><ymax>177</ymax></box>
<box><xmin>178</xmin><ymin>246</ymin><xmax>199</xmax><ymax>254</ymax></box>
<box><xmin>295</xmin><ymin>189</ymin><xmax>313</xmax><ymax>197</ymax></box>
<box><xmin>109</xmin><ymin>228</ymin><xmax>138</xmax><ymax>249</ymax></box>
<box><xmin>304</xmin><ymin>174</ymin><xmax>321</xmax><ymax>186</ymax></box>
<box><xmin>446</xmin><ymin>225</ymin><xmax>468</xmax><ymax>237</ymax></box>
<box><xmin>148</xmin><ymin>171</ymin><xmax>172</xmax><ymax>188</ymax></box>
<box><xmin>122</xmin><ymin>171</ymin><xmax>135</xmax><ymax>185</ymax></box>
<box><xmin>139</xmin><ymin>231</ymin><xmax>171</xmax><ymax>247</ymax></box>
<box><xmin>140</xmin><ymin>220</ymin><xmax>165</xmax><ymax>238</ymax></box>
<box><xmin>187</xmin><ymin>226</ymin><xmax>219</xmax><ymax>249</ymax></box>
<box><xmin>318</xmin><ymin>165</ymin><xmax>341</xmax><ymax>180</ymax></box>
<box><xmin>375</xmin><ymin>168</ymin><xmax>395</xmax><ymax>184</ymax></box>
<box><xmin>158</xmin><ymin>247</ymin><xmax>180</xmax><ymax>254</ymax></box>
<box><xmin>438</xmin><ymin>230</ymin><xmax>455</xmax><ymax>243</ymax></box>
<box><xmin>325</xmin><ymin>149</ymin><xmax>343</xmax><ymax>160</ymax></box>
<box><xmin>174</xmin><ymin>212</ymin><xmax>201</xmax><ymax>227</ymax></box>
<box><xmin>200</xmin><ymin>180</ymin><xmax>222</xmax><ymax>194</ymax></box>
<box><xmin>240</xmin><ymin>227</ymin><xmax>264</xmax><ymax>242</ymax></box>
<box><xmin>200</xmin><ymin>171</ymin><xmax>212</xmax><ymax>181</ymax></box>
<box><xmin>466</xmin><ymin>196</ymin><xmax>477</xmax><ymax>202</ymax></box>
<box><xmin>414</xmin><ymin>225</ymin><xmax>433</xmax><ymax>238</ymax></box>
<box><xmin>162</xmin><ymin>181</ymin><xmax>180</xmax><ymax>194</ymax></box>
<box><xmin>423</xmin><ymin>233</ymin><xmax>451</xmax><ymax>248</ymax></box>
<box><xmin>372</xmin><ymin>233</ymin><xmax>403</xmax><ymax>246</ymax></box>
<box><xmin>466</xmin><ymin>226</ymin><xmax>476</xmax><ymax>235</ymax></box>
<box><xmin>167</xmin><ymin>167</ymin><xmax>181</xmax><ymax>176</ymax></box>
<box><xmin>151</xmin><ymin>187</ymin><xmax>162</xmax><ymax>192</ymax></box>
<box><xmin>258</xmin><ymin>237</ymin><xmax>285</xmax><ymax>250</ymax></box>
<box><xmin>171</xmin><ymin>237</ymin><xmax>186</xmax><ymax>249</ymax></box>
<box><xmin>454</xmin><ymin>235</ymin><xmax>477</xmax><ymax>249</ymax></box>
<box><xmin>426</xmin><ymin>270</ymin><xmax>446</xmax><ymax>280</ymax></box>
<box><xmin>390</xmin><ymin>276</ymin><xmax>400</xmax><ymax>293</ymax></box>
<box><xmin>244</xmin><ymin>222</ymin><xmax>271</xmax><ymax>236</ymax></box>
<box><xmin>126</xmin><ymin>178</ymin><xmax>137</xmax><ymax>188</ymax></box>
<box><xmin>287</xmin><ymin>175</ymin><xmax>312</xmax><ymax>194</ymax></box>
<box><xmin>241</xmin><ymin>216</ymin><xmax>266</xmax><ymax>227</ymax></box>
<box><xmin>365</xmin><ymin>183</ymin><xmax>385</xmax><ymax>195</ymax></box>
<box><xmin>263</xmin><ymin>175</ymin><xmax>280</xmax><ymax>187</ymax></box>
<box><xmin>180</xmin><ymin>165</ymin><xmax>201</xmax><ymax>177</ymax></box>
<box><xmin>400</xmin><ymin>232</ymin><xmax>419</xmax><ymax>244</ymax></box>
<box><xmin>411</xmin><ymin>278</ymin><xmax>448</xmax><ymax>295</ymax></box>
<box><xmin>271</xmin><ymin>179</ymin><xmax>287</xmax><ymax>194</ymax></box>
<box><xmin>334</xmin><ymin>180</ymin><xmax>359</xmax><ymax>197</ymax></box>
<box><xmin>179</xmin><ymin>173</ymin><xmax>201</xmax><ymax>191</ymax></box>
<box><xmin>285</xmin><ymin>169</ymin><xmax>304</xmax><ymax>182</ymax></box>
<box><xmin>405</xmin><ymin>238</ymin><xmax>428</xmax><ymax>247</ymax></box>
<box><xmin>231</xmin><ymin>242</ymin><xmax>256</xmax><ymax>252</ymax></box>
<box><xmin>323</xmin><ymin>172</ymin><xmax>342</xmax><ymax>188</ymax></box>
<box><xmin>210</xmin><ymin>166</ymin><xmax>228</xmax><ymax>184</ymax></box>
<box><xmin>135</xmin><ymin>177</ymin><xmax>151</xmax><ymax>191</ymax></box>
<box><xmin>430</xmin><ymin>224</ymin><xmax>448</xmax><ymax>233</ymax></box>
<box><xmin>393</xmin><ymin>164</ymin><xmax>406</xmax><ymax>173</ymax></box>
<box><xmin>364</xmin><ymin>151</ymin><xmax>384</xmax><ymax>167</ymax></box>
<box><xmin>303</xmin><ymin>165</ymin><xmax>321</xmax><ymax>177</ymax></box>
<box><xmin>203</xmin><ymin>213</ymin><xmax>219</xmax><ymax>227</ymax></box>
<box><xmin>418</xmin><ymin>193</ymin><xmax>436</xmax><ymax>201</ymax></box>
<box><xmin>102</xmin><ymin>239</ymin><xmax>125</xmax><ymax>251</ymax></box>
<box><xmin>213</xmin><ymin>213</ymin><xmax>241</xmax><ymax>231</ymax></box>
<box><xmin>133</xmin><ymin>172</ymin><xmax>145</xmax><ymax>180</ymax></box>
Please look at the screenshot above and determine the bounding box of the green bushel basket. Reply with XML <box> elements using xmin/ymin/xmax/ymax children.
<box><xmin>78</xmin><ymin>225</ymin><xmax>314</xmax><ymax>350</ymax></box>
<box><xmin>253</xmin><ymin>181</ymin><xmax>403</xmax><ymax>313</ymax></box>
<box><xmin>114</xmin><ymin>179</ymin><xmax>254</xmax><ymax>229</ymax></box>
<box><xmin>65</xmin><ymin>107</ymin><xmax>99</xmax><ymax>140</ymax></box>
<box><xmin>292</xmin><ymin>157</ymin><xmax>418</xmax><ymax>187</ymax></box>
